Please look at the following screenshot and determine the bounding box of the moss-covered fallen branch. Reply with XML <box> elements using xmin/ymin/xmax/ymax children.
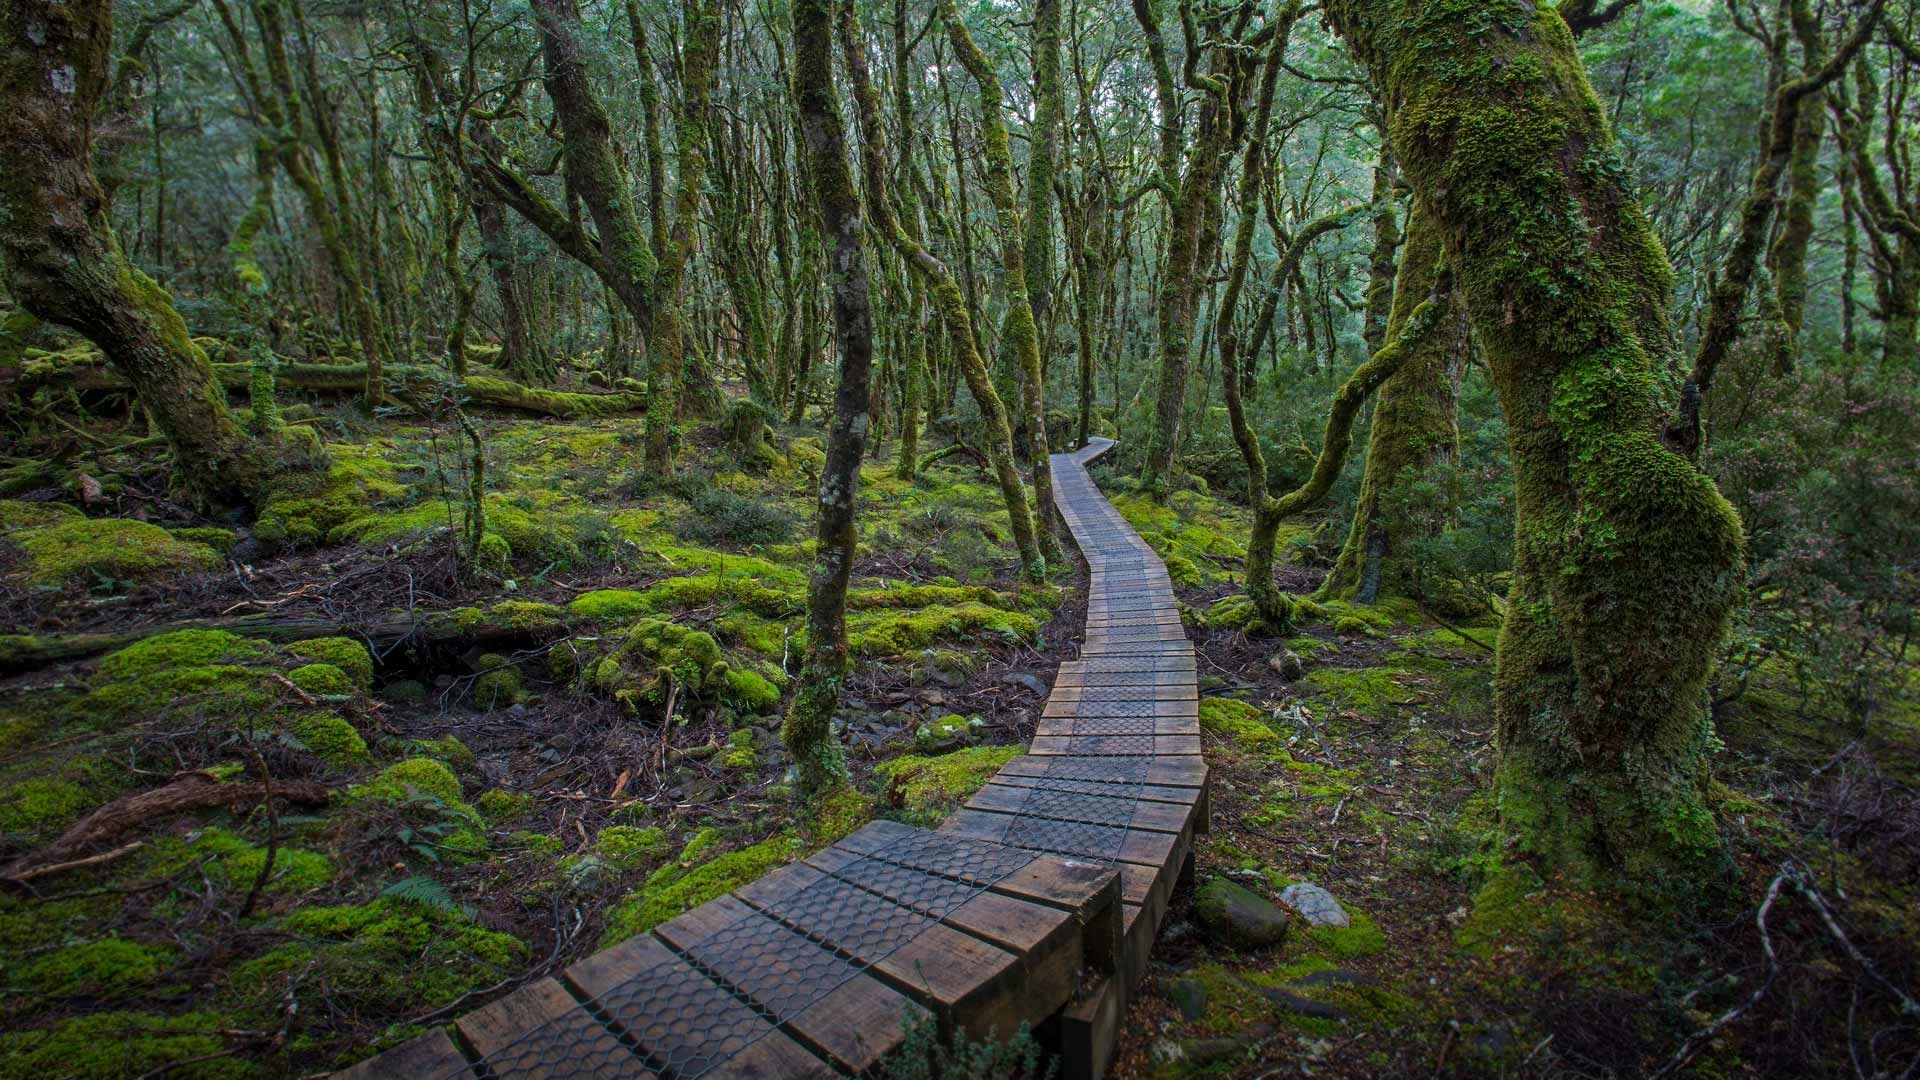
<box><xmin>13</xmin><ymin>350</ymin><xmax>648</xmax><ymax>419</ymax></box>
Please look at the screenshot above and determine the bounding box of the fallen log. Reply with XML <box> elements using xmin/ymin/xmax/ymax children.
<box><xmin>1</xmin><ymin>771</ymin><xmax>332</xmax><ymax>884</ymax></box>
<box><xmin>1</xmin><ymin>605</ymin><xmax>576</xmax><ymax>676</ymax></box>
<box><xmin>9</xmin><ymin>351</ymin><xmax>649</xmax><ymax>420</ymax></box>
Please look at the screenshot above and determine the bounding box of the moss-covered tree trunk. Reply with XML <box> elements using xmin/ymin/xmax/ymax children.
<box><xmin>890</xmin><ymin>0</ymin><xmax>924</xmax><ymax>480</ymax></box>
<box><xmin>1321</xmin><ymin>204</ymin><xmax>1470</xmax><ymax>605</ymax></box>
<box><xmin>1360</xmin><ymin>162</ymin><xmax>1400</xmax><ymax>357</ymax></box>
<box><xmin>783</xmin><ymin>0</ymin><xmax>870</xmax><ymax>798</ymax></box>
<box><xmin>529</xmin><ymin>0</ymin><xmax>658</xmax><ymax>376</ymax></box>
<box><xmin>1766</xmin><ymin>0</ymin><xmax>1826</xmax><ymax>356</ymax></box>
<box><xmin>0</xmin><ymin>0</ymin><xmax>269</xmax><ymax>510</ymax></box>
<box><xmin>1328</xmin><ymin>0</ymin><xmax>1748</xmax><ymax>891</ymax></box>
<box><xmin>838</xmin><ymin>0</ymin><xmax>1045</xmax><ymax>581</ymax></box>
<box><xmin>641</xmin><ymin>0</ymin><xmax>719</xmax><ymax>471</ymax></box>
<box><xmin>938</xmin><ymin>0</ymin><xmax>1059</xmax><ymax>569</ymax></box>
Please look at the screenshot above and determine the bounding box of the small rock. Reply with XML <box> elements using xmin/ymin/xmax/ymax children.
<box><xmin>1268</xmin><ymin>650</ymin><xmax>1305</xmax><ymax>681</ymax></box>
<box><xmin>917</xmin><ymin>689</ymin><xmax>946</xmax><ymax>707</ymax></box>
<box><xmin>1278</xmin><ymin>882</ymin><xmax>1350</xmax><ymax>928</ymax></box>
<box><xmin>1198</xmin><ymin>675</ymin><xmax>1229</xmax><ymax>693</ymax></box>
<box><xmin>1193</xmin><ymin>877</ymin><xmax>1291</xmax><ymax>949</ymax></box>
<box><xmin>1002</xmin><ymin>671</ymin><xmax>1050</xmax><ymax>696</ymax></box>
<box><xmin>1167</xmin><ymin>976</ymin><xmax>1209</xmax><ymax>1020</ymax></box>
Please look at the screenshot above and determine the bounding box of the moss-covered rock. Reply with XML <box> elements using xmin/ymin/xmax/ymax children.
<box><xmin>593</xmin><ymin>825</ymin><xmax>672</xmax><ymax>871</ymax></box>
<box><xmin>289</xmin><ymin>712</ymin><xmax>369</xmax><ymax>766</ymax></box>
<box><xmin>288</xmin><ymin>662</ymin><xmax>355</xmax><ymax>698</ymax></box>
<box><xmin>600</xmin><ymin>830</ymin><xmax>801</xmax><ymax>945</ymax></box>
<box><xmin>288</xmin><ymin>637</ymin><xmax>374</xmax><ymax>690</ymax></box>
<box><xmin>7</xmin><ymin>517</ymin><xmax>221</xmax><ymax>587</ymax></box>
<box><xmin>875</xmin><ymin>745</ymin><xmax>1023</xmax><ymax>823</ymax></box>
<box><xmin>472</xmin><ymin>654</ymin><xmax>525</xmax><ymax>709</ymax></box>
<box><xmin>475</xmin><ymin>788</ymin><xmax>536</xmax><ymax>825</ymax></box>
<box><xmin>253</xmin><ymin>442</ymin><xmax>409</xmax><ymax>549</ymax></box>
<box><xmin>0</xmin><ymin>499</ymin><xmax>82</xmax><ymax>531</ymax></box>
<box><xmin>590</xmin><ymin>618</ymin><xmax>778</xmax><ymax>715</ymax></box>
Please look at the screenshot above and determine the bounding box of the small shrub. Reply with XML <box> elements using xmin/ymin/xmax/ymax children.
<box><xmin>673</xmin><ymin>489</ymin><xmax>798</xmax><ymax>548</ymax></box>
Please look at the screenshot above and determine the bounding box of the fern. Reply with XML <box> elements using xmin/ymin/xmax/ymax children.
<box><xmin>381</xmin><ymin>875</ymin><xmax>469</xmax><ymax>917</ymax></box>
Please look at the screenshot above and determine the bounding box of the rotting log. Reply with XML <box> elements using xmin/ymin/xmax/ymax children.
<box><xmin>10</xmin><ymin>353</ymin><xmax>649</xmax><ymax>418</ymax></box>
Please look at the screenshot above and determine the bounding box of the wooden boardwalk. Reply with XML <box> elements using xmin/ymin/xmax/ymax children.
<box><xmin>339</xmin><ymin>438</ymin><xmax>1205</xmax><ymax>1080</ymax></box>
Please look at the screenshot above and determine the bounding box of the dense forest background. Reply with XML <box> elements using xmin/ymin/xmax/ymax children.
<box><xmin>0</xmin><ymin>0</ymin><xmax>1916</xmax><ymax>1075</ymax></box>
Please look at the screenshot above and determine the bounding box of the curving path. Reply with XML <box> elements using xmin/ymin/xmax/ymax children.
<box><xmin>340</xmin><ymin>437</ymin><xmax>1206</xmax><ymax>1080</ymax></box>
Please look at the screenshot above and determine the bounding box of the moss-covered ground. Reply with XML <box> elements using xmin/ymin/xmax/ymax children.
<box><xmin>0</xmin><ymin>408</ymin><xmax>1081</xmax><ymax>1076</ymax></box>
<box><xmin>1112</xmin><ymin>486</ymin><xmax>1920</xmax><ymax>1078</ymax></box>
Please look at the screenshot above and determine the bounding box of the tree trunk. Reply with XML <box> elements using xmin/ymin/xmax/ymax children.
<box><xmin>0</xmin><ymin>0</ymin><xmax>269</xmax><ymax>511</ymax></box>
<box><xmin>1328</xmin><ymin>0</ymin><xmax>1747</xmax><ymax>891</ymax></box>
<box><xmin>1321</xmin><ymin>205</ymin><xmax>1470</xmax><ymax>605</ymax></box>
<box><xmin>783</xmin><ymin>0</ymin><xmax>871</xmax><ymax>799</ymax></box>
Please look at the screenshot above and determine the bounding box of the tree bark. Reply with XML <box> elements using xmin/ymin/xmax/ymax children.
<box><xmin>0</xmin><ymin>0</ymin><xmax>269</xmax><ymax>511</ymax></box>
<box><xmin>1328</xmin><ymin>0</ymin><xmax>1748</xmax><ymax>891</ymax></box>
<box><xmin>783</xmin><ymin>0</ymin><xmax>872</xmax><ymax>799</ymax></box>
<box><xmin>1321</xmin><ymin>204</ymin><xmax>1470</xmax><ymax>605</ymax></box>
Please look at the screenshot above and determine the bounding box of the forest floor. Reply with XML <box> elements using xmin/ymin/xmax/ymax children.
<box><xmin>1100</xmin><ymin>493</ymin><xmax>1920</xmax><ymax>1078</ymax></box>
<box><xmin>1</xmin><ymin>396</ymin><xmax>1916</xmax><ymax>1078</ymax></box>
<box><xmin>0</xmin><ymin>394</ymin><xmax>1085</xmax><ymax>1078</ymax></box>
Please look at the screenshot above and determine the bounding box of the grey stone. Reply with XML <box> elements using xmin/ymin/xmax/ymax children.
<box><xmin>1002</xmin><ymin>671</ymin><xmax>1050</xmax><ymax>696</ymax></box>
<box><xmin>1278</xmin><ymin>882</ymin><xmax>1350</xmax><ymax>927</ymax></box>
<box><xmin>1193</xmin><ymin>877</ymin><xmax>1291</xmax><ymax>949</ymax></box>
<box><xmin>1167</xmin><ymin>976</ymin><xmax>1208</xmax><ymax>1020</ymax></box>
<box><xmin>1268</xmin><ymin>650</ymin><xmax>1305</xmax><ymax>680</ymax></box>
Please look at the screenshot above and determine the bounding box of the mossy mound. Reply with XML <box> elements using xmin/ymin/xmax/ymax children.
<box><xmin>328</xmin><ymin>492</ymin><xmax>583</xmax><ymax>564</ymax></box>
<box><xmin>0</xmin><ymin>499</ymin><xmax>82</xmax><ymax>531</ymax></box>
<box><xmin>842</xmin><ymin>602</ymin><xmax>1039</xmax><ymax>658</ymax></box>
<box><xmin>472</xmin><ymin>654</ymin><xmax>525</xmax><ymax>709</ymax></box>
<box><xmin>289</xmin><ymin>712</ymin><xmax>370</xmax><ymax>766</ymax></box>
<box><xmin>288</xmin><ymin>636</ymin><xmax>374</xmax><ymax>690</ymax></box>
<box><xmin>8</xmin><ymin>517</ymin><xmax>221</xmax><ymax>586</ymax></box>
<box><xmin>0</xmin><ymin>1009</ymin><xmax>255</xmax><ymax>1079</ymax></box>
<box><xmin>570</xmin><ymin>574</ymin><xmax>800</xmax><ymax>622</ymax></box>
<box><xmin>254</xmin><ymin>442</ymin><xmax>409</xmax><ymax>549</ymax></box>
<box><xmin>875</xmin><ymin>745</ymin><xmax>1023</xmax><ymax>823</ymax></box>
<box><xmin>233</xmin><ymin>897</ymin><xmax>526</xmax><ymax>1014</ymax></box>
<box><xmin>75</xmin><ymin>630</ymin><xmax>277</xmax><ymax>726</ymax></box>
<box><xmin>289</xmin><ymin>662</ymin><xmax>356</xmax><ymax>698</ymax></box>
<box><xmin>590</xmin><ymin>618</ymin><xmax>782</xmax><ymax>714</ymax></box>
<box><xmin>1198</xmin><ymin>697</ymin><xmax>1284</xmax><ymax>749</ymax></box>
<box><xmin>600</xmin><ymin>829</ymin><xmax>801</xmax><ymax>945</ymax></box>
<box><xmin>13</xmin><ymin>937</ymin><xmax>175</xmax><ymax>998</ymax></box>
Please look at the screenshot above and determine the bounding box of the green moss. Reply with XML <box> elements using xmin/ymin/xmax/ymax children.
<box><xmin>714</xmin><ymin>612</ymin><xmax>789</xmax><ymax>658</ymax></box>
<box><xmin>192</xmin><ymin>827</ymin><xmax>335</xmax><ymax>894</ymax></box>
<box><xmin>476</xmin><ymin>789</ymin><xmax>536</xmax><ymax>825</ymax></box>
<box><xmin>1287</xmin><ymin>635</ymin><xmax>1337</xmax><ymax>657</ymax></box>
<box><xmin>288</xmin><ymin>662</ymin><xmax>355</xmax><ymax>698</ymax></box>
<box><xmin>875</xmin><ymin>745</ymin><xmax>1023</xmax><ymax>822</ymax></box>
<box><xmin>1333</xmin><ymin>616</ymin><xmax>1373</xmax><ymax>636</ymax></box>
<box><xmin>842</xmin><ymin>602</ymin><xmax>1039</xmax><ymax>657</ymax></box>
<box><xmin>288</xmin><ymin>637</ymin><xmax>374</xmax><ymax>690</ymax></box>
<box><xmin>1198</xmin><ymin>697</ymin><xmax>1283</xmax><ymax>749</ymax></box>
<box><xmin>254</xmin><ymin>442</ymin><xmax>409</xmax><ymax>549</ymax></box>
<box><xmin>167</xmin><ymin>526</ymin><xmax>238</xmax><ymax>553</ymax></box>
<box><xmin>1454</xmin><ymin>862</ymin><xmax>1546</xmax><ymax>959</ymax></box>
<box><xmin>1302</xmin><ymin>667</ymin><xmax>1418</xmax><ymax>716</ymax></box>
<box><xmin>594</xmin><ymin>825</ymin><xmax>671</xmax><ymax>870</ymax></box>
<box><xmin>289</xmin><ymin>712</ymin><xmax>369</xmax><ymax>766</ymax></box>
<box><xmin>847</xmin><ymin>584</ymin><xmax>1007</xmax><ymax>609</ymax></box>
<box><xmin>352</xmin><ymin>757</ymin><xmax>467</xmax><ymax>811</ymax></box>
<box><xmin>9</xmin><ymin>517</ymin><xmax>221</xmax><ymax>586</ymax></box>
<box><xmin>236</xmin><ymin>897</ymin><xmax>526</xmax><ymax>1013</ymax></box>
<box><xmin>0</xmin><ymin>1010</ymin><xmax>253</xmax><ymax>1079</ymax></box>
<box><xmin>472</xmin><ymin>654</ymin><xmax>525</xmax><ymax>709</ymax></box>
<box><xmin>13</xmin><ymin>937</ymin><xmax>174</xmax><ymax>997</ymax></box>
<box><xmin>806</xmin><ymin>783</ymin><xmax>875</xmax><ymax>844</ymax></box>
<box><xmin>569</xmin><ymin>588</ymin><xmax>653</xmax><ymax>620</ymax></box>
<box><xmin>591</xmin><ymin>618</ymin><xmax>776</xmax><ymax>714</ymax></box>
<box><xmin>600</xmin><ymin>831</ymin><xmax>801</xmax><ymax>945</ymax></box>
<box><xmin>720</xmin><ymin>728</ymin><xmax>759</xmax><ymax>769</ymax></box>
<box><xmin>327</xmin><ymin>492</ymin><xmax>583</xmax><ymax>565</ymax></box>
<box><xmin>486</xmin><ymin>601</ymin><xmax>569</xmax><ymax>633</ymax></box>
<box><xmin>408</xmin><ymin>735</ymin><xmax>477</xmax><ymax>772</ymax></box>
<box><xmin>0</xmin><ymin>499</ymin><xmax>82</xmax><ymax>531</ymax></box>
<box><xmin>99</xmin><ymin>630</ymin><xmax>263</xmax><ymax>682</ymax></box>
<box><xmin>0</xmin><ymin>775</ymin><xmax>101</xmax><ymax>834</ymax></box>
<box><xmin>508</xmin><ymin>831</ymin><xmax>565</xmax><ymax>858</ymax></box>
<box><xmin>1305</xmin><ymin>911</ymin><xmax>1387</xmax><ymax>960</ymax></box>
